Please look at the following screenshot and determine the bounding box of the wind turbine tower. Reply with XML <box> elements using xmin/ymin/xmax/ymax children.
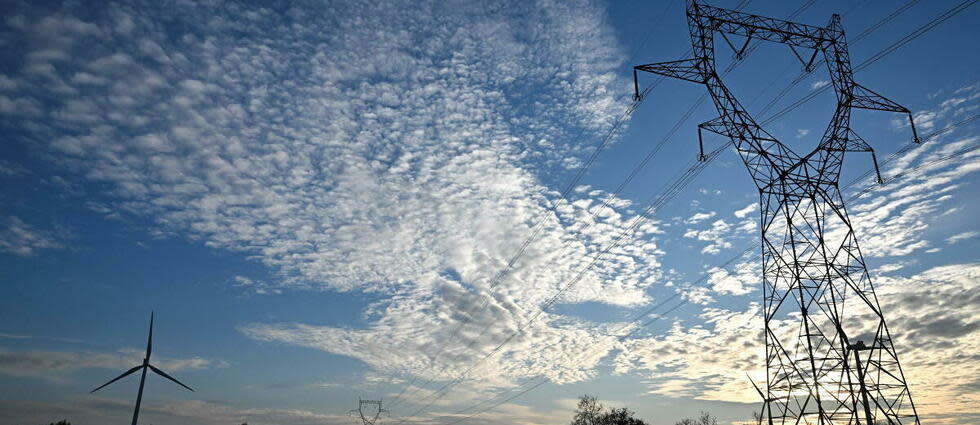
<box><xmin>91</xmin><ymin>312</ymin><xmax>195</xmax><ymax>425</ymax></box>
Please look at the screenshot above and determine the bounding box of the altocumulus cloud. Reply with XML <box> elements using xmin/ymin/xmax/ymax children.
<box><xmin>3</xmin><ymin>0</ymin><xmax>979</xmax><ymax>421</ymax></box>
<box><xmin>0</xmin><ymin>0</ymin><xmax>666</xmax><ymax>395</ymax></box>
<box><xmin>0</xmin><ymin>216</ymin><xmax>64</xmax><ymax>256</ymax></box>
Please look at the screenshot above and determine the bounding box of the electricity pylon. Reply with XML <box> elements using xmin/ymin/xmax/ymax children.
<box><xmin>349</xmin><ymin>398</ymin><xmax>389</xmax><ymax>425</ymax></box>
<box><xmin>634</xmin><ymin>2</ymin><xmax>920</xmax><ymax>424</ymax></box>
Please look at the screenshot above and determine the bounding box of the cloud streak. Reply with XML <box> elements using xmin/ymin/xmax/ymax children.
<box><xmin>0</xmin><ymin>346</ymin><xmax>226</xmax><ymax>381</ymax></box>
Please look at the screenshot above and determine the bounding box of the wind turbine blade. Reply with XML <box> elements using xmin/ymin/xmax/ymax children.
<box><xmin>90</xmin><ymin>365</ymin><xmax>144</xmax><ymax>393</ymax></box>
<box><xmin>146</xmin><ymin>311</ymin><xmax>154</xmax><ymax>358</ymax></box>
<box><xmin>148</xmin><ymin>364</ymin><xmax>194</xmax><ymax>392</ymax></box>
<box><xmin>746</xmin><ymin>373</ymin><xmax>766</xmax><ymax>400</ymax></box>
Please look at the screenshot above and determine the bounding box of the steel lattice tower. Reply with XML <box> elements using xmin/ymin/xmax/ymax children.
<box><xmin>634</xmin><ymin>2</ymin><xmax>921</xmax><ymax>424</ymax></box>
<box><xmin>349</xmin><ymin>398</ymin><xmax>389</xmax><ymax>425</ymax></box>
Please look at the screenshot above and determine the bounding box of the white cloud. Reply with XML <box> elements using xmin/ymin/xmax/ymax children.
<box><xmin>872</xmin><ymin>263</ymin><xmax>980</xmax><ymax>420</ymax></box>
<box><xmin>735</xmin><ymin>218</ymin><xmax>755</xmax><ymax>234</ymax></box>
<box><xmin>810</xmin><ymin>80</ymin><xmax>829</xmax><ymax>90</ymax></box>
<box><xmin>845</xmin><ymin>135</ymin><xmax>980</xmax><ymax>258</ymax></box>
<box><xmin>0</xmin><ymin>216</ymin><xmax>63</xmax><ymax>256</ymax></box>
<box><xmin>0</xmin><ymin>0</ymin><xmax>665</xmax><ymax>407</ymax></box>
<box><xmin>732</xmin><ymin>202</ymin><xmax>757</xmax><ymax>219</ymax></box>
<box><xmin>0</xmin><ymin>346</ymin><xmax>225</xmax><ymax>381</ymax></box>
<box><xmin>795</xmin><ymin>128</ymin><xmax>809</xmax><ymax>138</ymax></box>
<box><xmin>611</xmin><ymin>84</ymin><xmax>980</xmax><ymax>421</ymax></box>
<box><xmin>913</xmin><ymin>110</ymin><xmax>939</xmax><ymax>131</ymax></box>
<box><xmin>891</xmin><ymin>82</ymin><xmax>980</xmax><ymax>133</ymax></box>
<box><xmin>0</xmin><ymin>395</ymin><xmax>574</xmax><ymax>425</ymax></box>
<box><xmin>683</xmin><ymin>219</ymin><xmax>732</xmax><ymax>254</ymax></box>
<box><xmin>876</xmin><ymin>262</ymin><xmax>908</xmax><ymax>273</ymax></box>
<box><xmin>3</xmin><ymin>2</ymin><xmax>979</xmax><ymax>422</ymax></box>
<box><xmin>946</xmin><ymin>230</ymin><xmax>978</xmax><ymax>244</ymax></box>
<box><xmin>232</xmin><ymin>275</ymin><xmax>281</xmax><ymax>295</ymax></box>
<box><xmin>685</xmin><ymin>211</ymin><xmax>715</xmax><ymax>224</ymax></box>
<box><xmin>242</xmin><ymin>310</ymin><xmax>623</xmax><ymax>388</ymax></box>
<box><xmin>0</xmin><ymin>94</ymin><xmax>42</xmax><ymax>116</ymax></box>
<box><xmin>615</xmin><ymin>262</ymin><xmax>980</xmax><ymax>422</ymax></box>
<box><xmin>0</xmin><ymin>75</ymin><xmax>19</xmax><ymax>90</ymax></box>
<box><xmin>837</xmin><ymin>84</ymin><xmax>980</xmax><ymax>263</ymax></box>
<box><xmin>0</xmin><ymin>398</ymin><xmax>352</xmax><ymax>425</ymax></box>
<box><xmin>614</xmin><ymin>304</ymin><xmax>766</xmax><ymax>401</ymax></box>
<box><xmin>705</xmin><ymin>260</ymin><xmax>757</xmax><ymax>296</ymax></box>
<box><xmin>0</xmin><ymin>160</ymin><xmax>29</xmax><ymax>176</ymax></box>
<box><xmin>679</xmin><ymin>285</ymin><xmax>714</xmax><ymax>305</ymax></box>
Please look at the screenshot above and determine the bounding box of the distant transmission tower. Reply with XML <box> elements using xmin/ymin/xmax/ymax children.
<box><xmin>350</xmin><ymin>398</ymin><xmax>389</xmax><ymax>425</ymax></box>
<box><xmin>634</xmin><ymin>2</ymin><xmax>921</xmax><ymax>424</ymax></box>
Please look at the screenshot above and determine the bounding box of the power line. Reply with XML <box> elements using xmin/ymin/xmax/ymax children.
<box><xmin>394</xmin><ymin>114</ymin><xmax>731</xmax><ymax>419</ymax></box>
<box><xmin>443</xmin><ymin>110</ymin><xmax>979</xmax><ymax>425</ymax></box>
<box><xmin>385</xmin><ymin>53</ymin><xmax>665</xmax><ymax>411</ymax></box>
<box><xmin>385</xmin><ymin>77</ymin><xmax>660</xmax><ymax>410</ymax></box>
<box><xmin>436</xmin><ymin>112</ymin><xmax>980</xmax><ymax>424</ymax></box>
<box><xmin>390</xmin><ymin>0</ymin><xmax>873</xmax><ymax>414</ymax></box>
<box><xmin>432</xmin><ymin>3</ymin><xmax>979</xmax><ymax>410</ymax></box>
<box><xmin>395</xmin><ymin>143</ymin><xmax>725</xmax><ymax>424</ymax></box>
<box><xmin>395</xmin><ymin>0</ymin><xmax>973</xmax><ymax>418</ymax></box>
<box><xmin>391</xmin><ymin>0</ymin><xmax>945</xmax><ymax>417</ymax></box>
<box><xmin>622</xmin><ymin>113</ymin><xmax>980</xmax><ymax>338</ymax></box>
<box><xmin>387</xmin><ymin>0</ymin><xmax>761</xmax><ymax>411</ymax></box>
<box><xmin>410</xmin><ymin>0</ymin><xmax>979</xmax><ymax>418</ymax></box>
<box><xmin>755</xmin><ymin>0</ymin><xmax>921</xmax><ymax>117</ymax></box>
<box><xmin>638</xmin><ymin>2</ymin><xmax>952</xmax><ymax>412</ymax></box>
<box><xmin>746</xmin><ymin>0</ymin><xmax>871</xmax><ymax>107</ymax></box>
<box><xmin>761</xmin><ymin>0</ymin><xmax>976</xmax><ymax>126</ymax></box>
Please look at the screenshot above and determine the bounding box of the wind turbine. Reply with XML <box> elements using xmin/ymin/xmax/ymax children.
<box><xmin>91</xmin><ymin>312</ymin><xmax>194</xmax><ymax>425</ymax></box>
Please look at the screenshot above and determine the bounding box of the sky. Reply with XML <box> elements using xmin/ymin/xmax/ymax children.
<box><xmin>0</xmin><ymin>0</ymin><xmax>978</xmax><ymax>424</ymax></box>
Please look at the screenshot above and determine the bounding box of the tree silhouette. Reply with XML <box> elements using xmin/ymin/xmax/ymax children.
<box><xmin>603</xmin><ymin>407</ymin><xmax>648</xmax><ymax>425</ymax></box>
<box><xmin>570</xmin><ymin>395</ymin><xmax>648</xmax><ymax>425</ymax></box>
<box><xmin>571</xmin><ymin>395</ymin><xmax>605</xmax><ymax>425</ymax></box>
<box><xmin>674</xmin><ymin>411</ymin><xmax>717</xmax><ymax>425</ymax></box>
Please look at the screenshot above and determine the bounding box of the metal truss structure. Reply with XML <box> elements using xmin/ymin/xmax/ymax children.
<box><xmin>350</xmin><ymin>398</ymin><xmax>389</xmax><ymax>425</ymax></box>
<box><xmin>634</xmin><ymin>2</ymin><xmax>921</xmax><ymax>424</ymax></box>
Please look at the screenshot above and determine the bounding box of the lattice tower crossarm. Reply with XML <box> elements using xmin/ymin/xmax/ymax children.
<box><xmin>633</xmin><ymin>2</ymin><xmax>921</xmax><ymax>424</ymax></box>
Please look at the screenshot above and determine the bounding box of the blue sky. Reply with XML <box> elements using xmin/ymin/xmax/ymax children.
<box><xmin>0</xmin><ymin>0</ymin><xmax>978</xmax><ymax>424</ymax></box>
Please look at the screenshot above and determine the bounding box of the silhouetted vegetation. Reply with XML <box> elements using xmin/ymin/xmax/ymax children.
<box><xmin>568</xmin><ymin>396</ymin><xmax>727</xmax><ymax>425</ymax></box>
<box><xmin>570</xmin><ymin>395</ymin><xmax>648</xmax><ymax>425</ymax></box>
<box><xmin>674</xmin><ymin>412</ymin><xmax>718</xmax><ymax>425</ymax></box>
<box><xmin>46</xmin><ymin>421</ymin><xmax>70</xmax><ymax>425</ymax></box>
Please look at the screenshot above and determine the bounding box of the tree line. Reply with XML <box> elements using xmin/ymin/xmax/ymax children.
<box><xmin>570</xmin><ymin>395</ymin><xmax>719</xmax><ymax>425</ymax></box>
